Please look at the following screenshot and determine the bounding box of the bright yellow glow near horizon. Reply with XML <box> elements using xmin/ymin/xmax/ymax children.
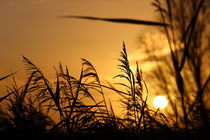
<box><xmin>153</xmin><ymin>96</ymin><xmax>168</xmax><ymax>109</ymax></box>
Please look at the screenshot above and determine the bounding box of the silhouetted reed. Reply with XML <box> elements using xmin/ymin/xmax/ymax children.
<box><xmin>151</xmin><ymin>0</ymin><xmax>210</xmax><ymax>131</ymax></box>
<box><xmin>0</xmin><ymin>0</ymin><xmax>209</xmax><ymax>139</ymax></box>
<box><xmin>0</xmin><ymin>44</ymin><xmax>174</xmax><ymax>140</ymax></box>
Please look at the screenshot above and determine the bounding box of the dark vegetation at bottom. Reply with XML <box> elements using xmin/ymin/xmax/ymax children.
<box><xmin>1</xmin><ymin>124</ymin><xmax>210</xmax><ymax>140</ymax></box>
<box><xmin>0</xmin><ymin>44</ymin><xmax>209</xmax><ymax>140</ymax></box>
<box><xmin>1</xmin><ymin>0</ymin><xmax>210</xmax><ymax>139</ymax></box>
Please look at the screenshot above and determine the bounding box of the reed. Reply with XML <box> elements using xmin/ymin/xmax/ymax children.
<box><xmin>0</xmin><ymin>0</ymin><xmax>209</xmax><ymax>139</ymax></box>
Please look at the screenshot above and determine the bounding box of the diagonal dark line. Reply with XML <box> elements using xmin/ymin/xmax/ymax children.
<box><xmin>0</xmin><ymin>90</ymin><xmax>14</xmax><ymax>102</ymax></box>
<box><xmin>59</xmin><ymin>15</ymin><xmax>168</xmax><ymax>27</ymax></box>
<box><xmin>181</xmin><ymin>0</ymin><xmax>204</xmax><ymax>42</ymax></box>
<box><xmin>0</xmin><ymin>72</ymin><xmax>17</xmax><ymax>81</ymax></box>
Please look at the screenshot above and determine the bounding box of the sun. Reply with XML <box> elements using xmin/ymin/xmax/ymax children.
<box><xmin>153</xmin><ymin>96</ymin><xmax>168</xmax><ymax>109</ymax></box>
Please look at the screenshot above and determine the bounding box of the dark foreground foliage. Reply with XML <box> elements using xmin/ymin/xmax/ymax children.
<box><xmin>0</xmin><ymin>43</ymin><xmax>209</xmax><ymax>140</ymax></box>
<box><xmin>1</xmin><ymin>0</ymin><xmax>210</xmax><ymax>139</ymax></box>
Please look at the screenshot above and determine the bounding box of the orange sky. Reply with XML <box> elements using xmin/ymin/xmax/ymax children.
<box><xmin>0</xmin><ymin>0</ymin><xmax>165</xmax><ymax>112</ymax></box>
<box><xmin>0</xmin><ymin>0</ymin><xmax>158</xmax><ymax>82</ymax></box>
<box><xmin>0</xmin><ymin>0</ymin><xmax>185</xmax><ymax>118</ymax></box>
<box><xmin>1</xmin><ymin>0</ymin><xmax>209</xmax><ymax>122</ymax></box>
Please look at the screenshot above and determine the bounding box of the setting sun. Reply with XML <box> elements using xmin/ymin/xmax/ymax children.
<box><xmin>153</xmin><ymin>96</ymin><xmax>168</xmax><ymax>109</ymax></box>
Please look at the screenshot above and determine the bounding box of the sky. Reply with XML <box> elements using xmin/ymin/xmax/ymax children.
<box><xmin>0</xmin><ymin>0</ymin><xmax>166</xmax><ymax>119</ymax></box>
<box><xmin>0</xmin><ymin>0</ymin><xmax>209</xmax><ymax>122</ymax></box>
<box><xmin>0</xmin><ymin>0</ymin><xmax>163</xmax><ymax>113</ymax></box>
<box><xmin>0</xmin><ymin>0</ymin><xmax>157</xmax><ymax>82</ymax></box>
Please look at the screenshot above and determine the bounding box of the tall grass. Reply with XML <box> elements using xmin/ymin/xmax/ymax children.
<box><xmin>0</xmin><ymin>43</ymin><xmax>175</xmax><ymax>140</ymax></box>
<box><xmin>0</xmin><ymin>0</ymin><xmax>209</xmax><ymax>139</ymax></box>
<box><xmin>151</xmin><ymin>0</ymin><xmax>210</xmax><ymax>131</ymax></box>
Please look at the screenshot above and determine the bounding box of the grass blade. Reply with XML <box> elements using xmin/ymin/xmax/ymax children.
<box><xmin>0</xmin><ymin>72</ymin><xmax>17</xmax><ymax>81</ymax></box>
<box><xmin>59</xmin><ymin>15</ymin><xmax>169</xmax><ymax>27</ymax></box>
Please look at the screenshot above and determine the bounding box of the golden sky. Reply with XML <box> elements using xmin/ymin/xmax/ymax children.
<box><xmin>0</xmin><ymin>0</ymin><xmax>157</xmax><ymax>84</ymax></box>
<box><xmin>1</xmin><ymin>0</ymin><xmax>209</xmax><ymax>124</ymax></box>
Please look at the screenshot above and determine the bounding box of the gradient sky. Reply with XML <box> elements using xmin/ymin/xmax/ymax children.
<box><xmin>0</xmin><ymin>0</ymin><xmax>158</xmax><ymax>90</ymax></box>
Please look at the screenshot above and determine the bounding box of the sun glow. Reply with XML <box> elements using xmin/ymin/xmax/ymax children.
<box><xmin>153</xmin><ymin>96</ymin><xmax>168</xmax><ymax>109</ymax></box>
